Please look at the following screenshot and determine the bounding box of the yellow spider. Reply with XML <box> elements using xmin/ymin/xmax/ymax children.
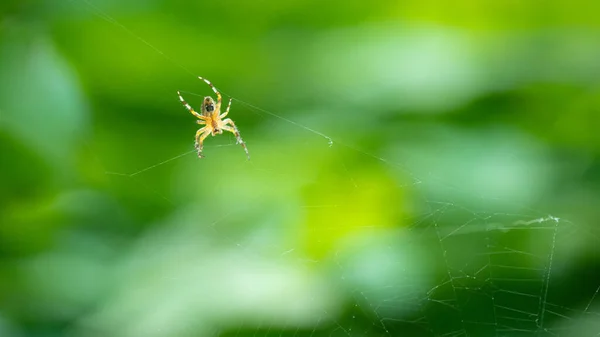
<box><xmin>177</xmin><ymin>77</ymin><xmax>249</xmax><ymax>160</ymax></box>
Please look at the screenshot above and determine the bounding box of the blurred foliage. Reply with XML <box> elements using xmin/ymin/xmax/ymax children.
<box><xmin>1</xmin><ymin>0</ymin><xmax>600</xmax><ymax>336</ymax></box>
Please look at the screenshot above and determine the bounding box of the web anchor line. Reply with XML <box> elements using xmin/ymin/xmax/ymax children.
<box><xmin>230</xmin><ymin>97</ymin><xmax>334</xmax><ymax>147</ymax></box>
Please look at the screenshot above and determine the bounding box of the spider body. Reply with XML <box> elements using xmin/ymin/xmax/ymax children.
<box><xmin>178</xmin><ymin>77</ymin><xmax>249</xmax><ymax>160</ymax></box>
<box><xmin>199</xmin><ymin>97</ymin><xmax>221</xmax><ymax>134</ymax></box>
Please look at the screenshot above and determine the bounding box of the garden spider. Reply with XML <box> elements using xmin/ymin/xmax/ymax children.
<box><xmin>177</xmin><ymin>77</ymin><xmax>250</xmax><ymax>160</ymax></box>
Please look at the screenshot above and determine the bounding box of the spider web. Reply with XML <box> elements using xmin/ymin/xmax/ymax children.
<box><xmin>14</xmin><ymin>1</ymin><xmax>599</xmax><ymax>336</ymax></box>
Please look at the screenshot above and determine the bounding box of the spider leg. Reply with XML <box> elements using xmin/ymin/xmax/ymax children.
<box><xmin>199</xmin><ymin>77</ymin><xmax>222</xmax><ymax>108</ymax></box>
<box><xmin>221</xmin><ymin>118</ymin><xmax>250</xmax><ymax>160</ymax></box>
<box><xmin>178</xmin><ymin>91</ymin><xmax>208</xmax><ymax>121</ymax></box>
<box><xmin>195</xmin><ymin>127</ymin><xmax>210</xmax><ymax>158</ymax></box>
<box><xmin>219</xmin><ymin>98</ymin><xmax>232</xmax><ymax>119</ymax></box>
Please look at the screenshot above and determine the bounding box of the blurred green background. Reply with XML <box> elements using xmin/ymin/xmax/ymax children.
<box><xmin>1</xmin><ymin>0</ymin><xmax>600</xmax><ymax>336</ymax></box>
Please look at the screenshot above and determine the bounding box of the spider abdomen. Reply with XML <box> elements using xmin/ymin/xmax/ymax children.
<box><xmin>202</xmin><ymin>96</ymin><xmax>216</xmax><ymax>116</ymax></box>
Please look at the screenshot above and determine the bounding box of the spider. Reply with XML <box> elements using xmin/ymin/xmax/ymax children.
<box><xmin>177</xmin><ymin>77</ymin><xmax>250</xmax><ymax>160</ymax></box>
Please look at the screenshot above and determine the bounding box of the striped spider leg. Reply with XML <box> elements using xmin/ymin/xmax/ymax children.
<box><xmin>177</xmin><ymin>77</ymin><xmax>250</xmax><ymax>160</ymax></box>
